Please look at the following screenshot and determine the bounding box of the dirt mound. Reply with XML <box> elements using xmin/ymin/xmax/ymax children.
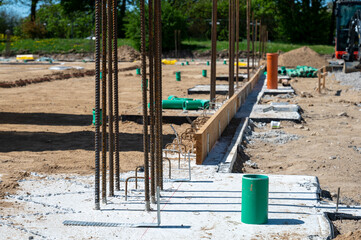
<box><xmin>278</xmin><ymin>46</ymin><xmax>328</xmax><ymax>69</ymax></box>
<box><xmin>335</xmin><ymin>230</ymin><xmax>361</xmax><ymax>240</ymax></box>
<box><xmin>117</xmin><ymin>45</ymin><xmax>140</xmax><ymax>62</ymax></box>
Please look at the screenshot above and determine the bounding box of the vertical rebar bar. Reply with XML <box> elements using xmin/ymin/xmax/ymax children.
<box><xmin>154</xmin><ymin>0</ymin><xmax>161</xmax><ymax>190</ymax></box>
<box><xmin>258</xmin><ymin>20</ymin><xmax>262</xmax><ymax>66</ymax></box>
<box><xmin>265</xmin><ymin>30</ymin><xmax>268</xmax><ymax>56</ymax></box>
<box><xmin>210</xmin><ymin>0</ymin><xmax>217</xmax><ymax>107</ymax></box>
<box><xmin>140</xmin><ymin>0</ymin><xmax>150</xmax><ymax>211</ymax></box>
<box><xmin>94</xmin><ymin>0</ymin><xmax>101</xmax><ymax>211</ymax></box>
<box><xmin>158</xmin><ymin>0</ymin><xmax>163</xmax><ymax>190</ymax></box>
<box><xmin>228</xmin><ymin>0</ymin><xmax>235</xmax><ymax>97</ymax></box>
<box><xmin>246</xmin><ymin>0</ymin><xmax>250</xmax><ymax>81</ymax></box>
<box><xmin>107</xmin><ymin>0</ymin><xmax>114</xmax><ymax>197</ymax></box>
<box><xmin>113</xmin><ymin>0</ymin><xmax>120</xmax><ymax>191</ymax></box>
<box><xmin>252</xmin><ymin>11</ymin><xmax>255</xmax><ymax>71</ymax></box>
<box><xmin>235</xmin><ymin>0</ymin><xmax>240</xmax><ymax>88</ymax></box>
<box><xmin>148</xmin><ymin>0</ymin><xmax>156</xmax><ymax>204</ymax></box>
<box><xmin>101</xmin><ymin>0</ymin><xmax>107</xmax><ymax>204</ymax></box>
<box><xmin>254</xmin><ymin>19</ymin><xmax>258</xmax><ymax>67</ymax></box>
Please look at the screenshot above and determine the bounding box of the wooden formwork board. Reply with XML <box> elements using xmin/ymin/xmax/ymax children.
<box><xmin>195</xmin><ymin>68</ymin><xmax>263</xmax><ymax>165</ymax></box>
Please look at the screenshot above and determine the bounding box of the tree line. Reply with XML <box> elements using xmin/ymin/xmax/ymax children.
<box><xmin>0</xmin><ymin>0</ymin><xmax>334</xmax><ymax>50</ymax></box>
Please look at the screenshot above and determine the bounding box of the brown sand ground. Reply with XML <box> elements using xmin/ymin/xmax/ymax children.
<box><xmin>0</xmin><ymin>58</ymin><xmax>360</xmax><ymax>238</ymax></box>
<box><xmin>244</xmin><ymin>74</ymin><xmax>361</xmax><ymax>237</ymax></box>
<box><xmin>0</xmin><ymin>62</ymin><xmax>245</xmax><ymax>201</ymax></box>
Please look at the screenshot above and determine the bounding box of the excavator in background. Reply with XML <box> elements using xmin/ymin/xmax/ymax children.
<box><xmin>335</xmin><ymin>0</ymin><xmax>361</xmax><ymax>72</ymax></box>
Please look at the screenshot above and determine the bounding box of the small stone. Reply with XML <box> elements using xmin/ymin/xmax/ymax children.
<box><xmin>308</xmin><ymin>103</ymin><xmax>314</xmax><ymax>106</ymax></box>
<box><xmin>306</xmin><ymin>140</ymin><xmax>311</xmax><ymax>143</ymax></box>
<box><xmin>338</xmin><ymin>112</ymin><xmax>348</xmax><ymax>117</ymax></box>
<box><xmin>329</xmin><ymin>156</ymin><xmax>337</xmax><ymax>160</ymax></box>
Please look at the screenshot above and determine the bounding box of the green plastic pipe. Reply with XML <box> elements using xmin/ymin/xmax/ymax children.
<box><xmin>136</xmin><ymin>68</ymin><xmax>141</xmax><ymax>75</ymax></box>
<box><xmin>162</xmin><ymin>100</ymin><xmax>185</xmax><ymax>109</ymax></box>
<box><xmin>241</xmin><ymin>174</ymin><xmax>269</xmax><ymax>224</ymax></box>
<box><xmin>186</xmin><ymin>61</ymin><xmax>189</xmax><ymax>65</ymax></box>
<box><xmin>202</xmin><ymin>70</ymin><xmax>207</xmax><ymax>77</ymax></box>
<box><xmin>183</xmin><ymin>100</ymin><xmax>203</xmax><ymax>110</ymax></box>
<box><xmin>176</xmin><ymin>71</ymin><xmax>181</xmax><ymax>81</ymax></box>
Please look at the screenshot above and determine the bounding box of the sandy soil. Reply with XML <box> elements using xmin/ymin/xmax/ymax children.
<box><xmin>0</xmin><ymin>61</ymin><xmax>243</xmax><ymax>204</ymax></box>
<box><xmin>243</xmin><ymin>74</ymin><xmax>361</xmax><ymax>238</ymax></box>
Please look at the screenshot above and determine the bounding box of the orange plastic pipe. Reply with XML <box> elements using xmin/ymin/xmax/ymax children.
<box><xmin>267</xmin><ymin>53</ymin><xmax>278</xmax><ymax>89</ymax></box>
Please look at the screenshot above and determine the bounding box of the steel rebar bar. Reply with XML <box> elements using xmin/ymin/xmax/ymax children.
<box><xmin>228</xmin><ymin>0</ymin><xmax>235</xmax><ymax>97</ymax></box>
<box><xmin>210</xmin><ymin>0</ymin><xmax>217</xmax><ymax>108</ymax></box>
<box><xmin>94</xmin><ymin>0</ymin><xmax>101</xmax><ymax>210</ymax></box>
<box><xmin>113</xmin><ymin>0</ymin><xmax>120</xmax><ymax>192</ymax></box>
<box><xmin>252</xmin><ymin>11</ymin><xmax>255</xmax><ymax>71</ymax></box>
<box><xmin>140</xmin><ymin>0</ymin><xmax>150</xmax><ymax>211</ymax></box>
<box><xmin>247</xmin><ymin>0</ymin><xmax>250</xmax><ymax>81</ymax></box>
<box><xmin>148</xmin><ymin>0</ymin><xmax>156</xmax><ymax>204</ymax></box>
<box><xmin>101</xmin><ymin>0</ymin><xmax>107</xmax><ymax>204</ymax></box>
<box><xmin>254</xmin><ymin>19</ymin><xmax>258</xmax><ymax>68</ymax></box>
<box><xmin>107</xmin><ymin>0</ymin><xmax>114</xmax><ymax>197</ymax></box>
<box><xmin>235</xmin><ymin>0</ymin><xmax>240</xmax><ymax>88</ymax></box>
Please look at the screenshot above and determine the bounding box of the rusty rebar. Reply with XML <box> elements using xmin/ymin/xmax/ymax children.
<box><xmin>258</xmin><ymin>20</ymin><xmax>262</xmax><ymax>66</ymax></box>
<box><xmin>113</xmin><ymin>0</ymin><xmax>120</xmax><ymax>192</ymax></box>
<box><xmin>246</xmin><ymin>0</ymin><xmax>250</xmax><ymax>81</ymax></box>
<box><xmin>254</xmin><ymin>19</ymin><xmax>258</xmax><ymax>67</ymax></box>
<box><xmin>210</xmin><ymin>0</ymin><xmax>217</xmax><ymax>106</ymax></box>
<box><xmin>252</xmin><ymin>11</ymin><xmax>255</xmax><ymax>71</ymax></box>
<box><xmin>228</xmin><ymin>0</ymin><xmax>235</xmax><ymax>97</ymax></box>
<box><xmin>148</xmin><ymin>0</ymin><xmax>156</xmax><ymax>204</ymax></box>
<box><xmin>159</xmin><ymin>0</ymin><xmax>163</xmax><ymax>190</ymax></box>
<box><xmin>101</xmin><ymin>0</ymin><xmax>107</xmax><ymax>204</ymax></box>
<box><xmin>107</xmin><ymin>0</ymin><xmax>114</xmax><ymax>197</ymax></box>
<box><xmin>154</xmin><ymin>0</ymin><xmax>160</xmax><ymax>192</ymax></box>
<box><xmin>140</xmin><ymin>0</ymin><xmax>150</xmax><ymax>211</ymax></box>
<box><xmin>235</xmin><ymin>0</ymin><xmax>240</xmax><ymax>88</ymax></box>
<box><xmin>94</xmin><ymin>0</ymin><xmax>101</xmax><ymax>210</ymax></box>
<box><xmin>125</xmin><ymin>176</ymin><xmax>145</xmax><ymax>201</ymax></box>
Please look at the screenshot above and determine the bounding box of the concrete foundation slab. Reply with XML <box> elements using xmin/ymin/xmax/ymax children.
<box><xmin>0</xmin><ymin>169</ymin><xmax>339</xmax><ymax>240</ymax></box>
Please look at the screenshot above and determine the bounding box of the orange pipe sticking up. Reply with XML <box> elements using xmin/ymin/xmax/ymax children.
<box><xmin>267</xmin><ymin>53</ymin><xmax>278</xmax><ymax>89</ymax></box>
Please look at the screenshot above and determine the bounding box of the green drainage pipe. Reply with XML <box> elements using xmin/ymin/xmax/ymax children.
<box><xmin>202</xmin><ymin>70</ymin><xmax>207</xmax><ymax>77</ymax></box>
<box><xmin>181</xmin><ymin>63</ymin><xmax>184</xmax><ymax>66</ymax></box>
<box><xmin>176</xmin><ymin>71</ymin><xmax>181</xmax><ymax>81</ymax></box>
<box><xmin>92</xmin><ymin>108</ymin><xmax>103</xmax><ymax>125</ymax></box>
<box><xmin>223</xmin><ymin>60</ymin><xmax>227</xmax><ymax>65</ymax></box>
<box><xmin>207</xmin><ymin>61</ymin><xmax>210</xmax><ymax>66</ymax></box>
<box><xmin>241</xmin><ymin>174</ymin><xmax>269</xmax><ymax>224</ymax></box>
<box><xmin>162</xmin><ymin>100</ymin><xmax>184</xmax><ymax>109</ymax></box>
<box><xmin>136</xmin><ymin>68</ymin><xmax>141</xmax><ymax>75</ymax></box>
<box><xmin>183</xmin><ymin>100</ymin><xmax>210</xmax><ymax>110</ymax></box>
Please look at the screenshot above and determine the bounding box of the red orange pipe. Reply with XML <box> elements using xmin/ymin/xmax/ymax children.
<box><xmin>267</xmin><ymin>53</ymin><xmax>278</xmax><ymax>89</ymax></box>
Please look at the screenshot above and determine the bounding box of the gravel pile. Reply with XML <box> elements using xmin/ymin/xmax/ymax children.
<box><xmin>333</xmin><ymin>72</ymin><xmax>361</xmax><ymax>91</ymax></box>
<box><xmin>245</xmin><ymin>129</ymin><xmax>301</xmax><ymax>144</ymax></box>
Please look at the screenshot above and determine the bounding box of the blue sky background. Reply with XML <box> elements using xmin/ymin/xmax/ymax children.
<box><xmin>1</xmin><ymin>0</ymin><xmax>334</xmax><ymax>19</ymax></box>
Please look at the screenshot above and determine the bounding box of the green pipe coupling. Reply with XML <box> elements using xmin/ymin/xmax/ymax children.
<box><xmin>176</xmin><ymin>71</ymin><xmax>181</xmax><ymax>81</ymax></box>
<box><xmin>202</xmin><ymin>70</ymin><xmax>207</xmax><ymax>77</ymax></box>
<box><xmin>241</xmin><ymin>174</ymin><xmax>269</xmax><ymax>224</ymax></box>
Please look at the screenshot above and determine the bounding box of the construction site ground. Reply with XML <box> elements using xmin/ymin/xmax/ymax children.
<box><xmin>0</xmin><ymin>55</ymin><xmax>360</xmax><ymax>239</ymax></box>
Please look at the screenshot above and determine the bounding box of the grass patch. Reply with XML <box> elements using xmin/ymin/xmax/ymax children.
<box><xmin>0</xmin><ymin>38</ymin><xmax>137</xmax><ymax>54</ymax></box>
<box><xmin>183</xmin><ymin>39</ymin><xmax>334</xmax><ymax>55</ymax></box>
<box><xmin>0</xmin><ymin>38</ymin><xmax>334</xmax><ymax>55</ymax></box>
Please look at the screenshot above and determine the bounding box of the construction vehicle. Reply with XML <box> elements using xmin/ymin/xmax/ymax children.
<box><xmin>335</xmin><ymin>0</ymin><xmax>361</xmax><ymax>72</ymax></box>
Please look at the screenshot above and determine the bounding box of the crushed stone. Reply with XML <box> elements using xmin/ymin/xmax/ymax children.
<box><xmin>245</xmin><ymin>129</ymin><xmax>301</xmax><ymax>145</ymax></box>
<box><xmin>333</xmin><ymin>72</ymin><xmax>361</xmax><ymax>91</ymax></box>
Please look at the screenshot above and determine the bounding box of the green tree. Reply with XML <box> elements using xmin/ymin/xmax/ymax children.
<box><xmin>125</xmin><ymin>0</ymin><xmax>188</xmax><ymax>51</ymax></box>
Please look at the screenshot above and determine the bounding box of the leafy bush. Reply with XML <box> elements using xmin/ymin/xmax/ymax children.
<box><xmin>18</xmin><ymin>20</ymin><xmax>48</xmax><ymax>39</ymax></box>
